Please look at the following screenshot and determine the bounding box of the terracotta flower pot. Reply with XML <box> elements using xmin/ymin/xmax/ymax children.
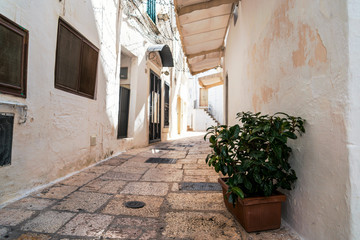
<box><xmin>218</xmin><ymin>178</ymin><xmax>286</xmax><ymax>233</ymax></box>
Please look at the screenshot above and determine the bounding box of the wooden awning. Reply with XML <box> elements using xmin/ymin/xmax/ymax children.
<box><xmin>174</xmin><ymin>0</ymin><xmax>238</xmax><ymax>75</ymax></box>
<box><xmin>198</xmin><ymin>71</ymin><xmax>223</xmax><ymax>89</ymax></box>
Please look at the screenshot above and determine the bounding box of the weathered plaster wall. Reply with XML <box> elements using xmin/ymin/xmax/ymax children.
<box><xmin>0</xmin><ymin>0</ymin><xmax>124</xmax><ymax>205</ymax></box>
<box><xmin>224</xmin><ymin>0</ymin><xmax>350</xmax><ymax>239</ymax></box>
<box><xmin>193</xmin><ymin>109</ymin><xmax>217</xmax><ymax>131</ymax></box>
<box><xmin>208</xmin><ymin>85</ymin><xmax>224</xmax><ymax>124</ymax></box>
<box><xmin>347</xmin><ymin>0</ymin><xmax>360</xmax><ymax>239</ymax></box>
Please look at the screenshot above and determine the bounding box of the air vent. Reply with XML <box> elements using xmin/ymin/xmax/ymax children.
<box><xmin>0</xmin><ymin>113</ymin><xmax>14</xmax><ymax>167</ymax></box>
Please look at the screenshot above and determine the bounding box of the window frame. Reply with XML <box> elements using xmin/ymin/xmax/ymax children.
<box><xmin>0</xmin><ymin>14</ymin><xmax>28</xmax><ymax>98</ymax></box>
<box><xmin>54</xmin><ymin>18</ymin><xmax>99</xmax><ymax>99</ymax></box>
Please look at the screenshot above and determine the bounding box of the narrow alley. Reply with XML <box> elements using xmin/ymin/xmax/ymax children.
<box><xmin>0</xmin><ymin>134</ymin><xmax>300</xmax><ymax>239</ymax></box>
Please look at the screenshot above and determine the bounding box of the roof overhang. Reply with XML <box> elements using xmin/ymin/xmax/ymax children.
<box><xmin>174</xmin><ymin>0</ymin><xmax>238</xmax><ymax>75</ymax></box>
<box><xmin>147</xmin><ymin>44</ymin><xmax>174</xmax><ymax>67</ymax></box>
<box><xmin>198</xmin><ymin>71</ymin><xmax>224</xmax><ymax>89</ymax></box>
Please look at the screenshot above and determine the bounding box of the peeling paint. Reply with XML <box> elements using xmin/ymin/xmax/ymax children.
<box><xmin>225</xmin><ymin>0</ymin><xmax>350</xmax><ymax>239</ymax></box>
<box><xmin>293</xmin><ymin>24</ymin><xmax>327</xmax><ymax>68</ymax></box>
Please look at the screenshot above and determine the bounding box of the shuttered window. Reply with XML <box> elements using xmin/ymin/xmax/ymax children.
<box><xmin>147</xmin><ymin>0</ymin><xmax>156</xmax><ymax>23</ymax></box>
<box><xmin>55</xmin><ymin>18</ymin><xmax>98</xmax><ymax>99</ymax></box>
<box><xmin>0</xmin><ymin>14</ymin><xmax>28</xmax><ymax>98</ymax></box>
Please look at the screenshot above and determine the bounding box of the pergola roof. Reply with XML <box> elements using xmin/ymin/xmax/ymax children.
<box><xmin>174</xmin><ymin>0</ymin><xmax>238</xmax><ymax>75</ymax></box>
<box><xmin>198</xmin><ymin>71</ymin><xmax>224</xmax><ymax>89</ymax></box>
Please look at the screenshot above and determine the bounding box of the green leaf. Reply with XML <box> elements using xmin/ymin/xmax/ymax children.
<box><xmin>248</xmin><ymin>136</ymin><xmax>265</xmax><ymax>143</ymax></box>
<box><xmin>244</xmin><ymin>178</ymin><xmax>252</xmax><ymax>190</ymax></box>
<box><xmin>283</xmin><ymin>131</ymin><xmax>297</xmax><ymax>139</ymax></box>
<box><xmin>231</xmin><ymin>186</ymin><xmax>244</xmax><ymax>199</ymax></box>
<box><xmin>273</xmin><ymin>145</ymin><xmax>282</xmax><ymax>159</ymax></box>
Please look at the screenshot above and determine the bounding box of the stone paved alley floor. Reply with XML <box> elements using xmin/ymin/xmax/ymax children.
<box><xmin>0</xmin><ymin>133</ymin><xmax>301</xmax><ymax>240</ymax></box>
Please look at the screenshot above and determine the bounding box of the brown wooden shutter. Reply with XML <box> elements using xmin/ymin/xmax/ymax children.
<box><xmin>0</xmin><ymin>14</ymin><xmax>28</xmax><ymax>98</ymax></box>
<box><xmin>79</xmin><ymin>41</ymin><xmax>98</xmax><ymax>97</ymax></box>
<box><xmin>55</xmin><ymin>23</ymin><xmax>82</xmax><ymax>91</ymax></box>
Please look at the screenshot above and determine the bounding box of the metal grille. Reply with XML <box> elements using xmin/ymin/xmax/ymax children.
<box><xmin>174</xmin><ymin>144</ymin><xmax>194</xmax><ymax>148</ymax></box>
<box><xmin>179</xmin><ymin>182</ymin><xmax>222</xmax><ymax>191</ymax></box>
<box><xmin>0</xmin><ymin>113</ymin><xmax>14</xmax><ymax>166</ymax></box>
<box><xmin>145</xmin><ymin>158</ymin><xmax>177</xmax><ymax>164</ymax></box>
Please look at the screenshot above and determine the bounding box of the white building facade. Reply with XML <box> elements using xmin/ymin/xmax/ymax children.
<box><xmin>0</xmin><ymin>0</ymin><xmax>191</xmax><ymax>206</ymax></box>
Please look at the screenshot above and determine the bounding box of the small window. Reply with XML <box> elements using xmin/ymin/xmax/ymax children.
<box><xmin>164</xmin><ymin>83</ymin><xmax>170</xmax><ymax>127</ymax></box>
<box><xmin>147</xmin><ymin>0</ymin><xmax>156</xmax><ymax>23</ymax></box>
<box><xmin>120</xmin><ymin>67</ymin><xmax>128</xmax><ymax>79</ymax></box>
<box><xmin>0</xmin><ymin>14</ymin><xmax>28</xmax><ymax>98</ymax></box>
<box><xmin>55</xmin><ymin>18</ymin><xmax>98</xmax><ymax>99</ymax></box>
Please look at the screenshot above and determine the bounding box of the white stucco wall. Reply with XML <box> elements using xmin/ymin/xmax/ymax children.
<box><xmin>224</xmin><ymin>0</ymin><xmax>350</xmax><ymax>239</ymax></box>
<box><xmin>208</xmin><ymin>85</ymin><xmax>224</xmax><ymax>124</ymax></box>
<box><xmin>0</xmin><ymin>0</ymin><xmax>124</xmax><ymax>205</ymax></box>
<box><xmin>347</xmin><ymin>0</ymin><xmax>360</xmax><ymax>239</ymax></box>
<box><xmin>193</xmin><ymin>109</ymin><xmax>217</xmax><ymax>132</ymax></box>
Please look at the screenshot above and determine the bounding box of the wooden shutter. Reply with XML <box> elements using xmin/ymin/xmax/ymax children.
<box><xmin>55</xmin><ymin>18</ymin><xmax>99</xmax><ymax>99</ymax></box>
<box><xmin>79</xmin><ymin>41</ymin><xmax>98</xmax><ymax>97</ymax></box>
<box><xmin>0</xmin><ymin>14</ymin><xmax>28</xmax><ymax>97</ymax></box>
<box><xmin>55</xmin><ymin>22</ymin><xmax>82</xmax><ymax>91</ymax></box>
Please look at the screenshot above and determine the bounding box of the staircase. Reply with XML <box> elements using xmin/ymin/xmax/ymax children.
<box><xmin>203</xmin><ymin>108</ymin><xmax>220</xmax><ymax>126</ymax></box>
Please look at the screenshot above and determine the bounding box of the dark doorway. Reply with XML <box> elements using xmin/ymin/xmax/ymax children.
<box><xmin>117</xmin><ymin>86</ymin><xmax>130</xmax><ymax>138</ymax></box>
<box><xmin>149</xmin><ymin>71</ymin><xmax>161</xmax><ymax>143</ymax></box>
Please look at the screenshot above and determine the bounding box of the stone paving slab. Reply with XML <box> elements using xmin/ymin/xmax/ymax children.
<box><xmin>79</xmin><ymin>179</ymin><xmax>126</xmax><ymax>194</ymax></box>
<box><xmin>177</xmin><ymin>158</ymin><xmax>198</xmax><ymax>164</ymax></box>
<box><xmin>163</xmin><ymin>211</ymin><xmax>241</xmax><ymax>239</ymax></box>
<box><xmin>183</xmin><ymin>175</ymin><xmax>219</xmax><ymax>183</ymax></box>
<box><xmin>52</xmin><ymin>191</ymin><xmax>112</xmax><ymax>212</ymax></box>
<box><xmin>167</xmin><ymin>192</ymin><xmax>225</xmax><ymax>211</ymax></box>
<box><xmin>6</xmin><ymin>197</ymin><xmax>56</xmax><ymax>211</ymax></box>
<box><xmin>112</xmin><ymin>165</ymin><xmax>149</xmax><ymax>175</ymax></box>
<box><xmin>82</xmin><ymin>165</ymin><xmax>113</xmax><ymax>174</ymax></box>
<box><xmin>58</xmin><ymin>213</ymin><xmax>114</xmax><ymax>237</ymax></box>
<box><xmin>60</xmin><ymin>172</ymin><xmax>99</xmax><ymax>186</ymax></box>
<box><xmin>120</xmin><ymin>182</ymin><xmax>169</xmax><ymax>196</ymax></box>
<box><xmin>17</xmin><ymin>233</ymin><xmax>51</xmax><ymax>240</ymax></box>
<box><xmin>0</xmin><ymin>226</ymin><xmax>9</xmax><ymax>238</ymax></box>
<box><xmin>104</xmin><ymin>217</ymin><xmax>162</xmax><ymax>239</ymax></box>
<box><xmin>119</xmin><ymin>160</ymin><xmax>157</xmax><ymax>169</ymax></box>
<box><xmin>156</xmin><ymin>163</ymin><xmax>183</xmax><ymax>169</ymax></box>
<box><xmin>33</xmin><ymin>185</ymin><xmax>78</xmax><ymax>199</ymax></box>
<box><xmin>0</xmin><ymin>134</ymin><xmax>301</xmax><ymax>240</ymax></box>
<box><xmin>0</xmin><ymin>208</ymin><xmax>35</xmax><ymax>226</ymax></box>
<box><xmin>102</xmin><ymin>195</ymin><xmax>164</xmax><ymax>218</ymax></box>
<box><xmin>21</xmin><ymin>211</ymin><xmax>74</xmax><ymax>233</ymax></box>
<box><xmin>101</xmin><ymin>171</ymin><xmax>142</xmax><ymax>181</ymax></box>
<box><xmin>141</xmin><ymin>168</ymin><xmax>183</xmax><ymax>182</ymax></box>
<box><xmin>184</xmin><ymin>169</ymin><xmax>218</xmax><ymax>176</ymax></box>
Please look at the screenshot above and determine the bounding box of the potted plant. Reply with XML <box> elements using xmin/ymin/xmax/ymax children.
<box><xmin>205</xmin><ymin>111</ymin><xmax>305</xmax><ymax>232</ymax></box>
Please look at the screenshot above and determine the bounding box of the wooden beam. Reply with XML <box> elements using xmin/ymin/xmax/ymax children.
<box><xmin>198</xmin><ymin>80</ymin><xmax>205</xmax><ymax>88</ymax></box>
<box><xmin>204</xmin><ymin>81</ymin><xmax>224</xmax><ymax>89</ymax></box>
<box><xmin>187</xmin><ymin>47</ymin><xmax>223</xmax><ymax>59</ymax></box>
<box><xmin>177</xmin><ymin>0</ymin><xmax>239</xmax><ymax>16</ymax></box>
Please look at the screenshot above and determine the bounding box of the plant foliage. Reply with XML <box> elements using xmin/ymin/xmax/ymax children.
<box><xmin>205</xmin><ymin>112</ymin><xmax>305</xmax><ymax>204</ymax></box>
